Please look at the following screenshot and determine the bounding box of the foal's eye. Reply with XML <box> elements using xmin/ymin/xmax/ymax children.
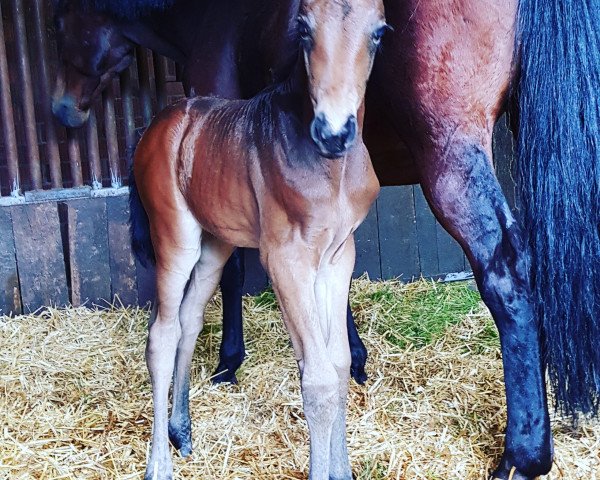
<box><xmin>371</xmin><ymin>24</ymin><xmax>389</xmax><ymax>46</ymax></box>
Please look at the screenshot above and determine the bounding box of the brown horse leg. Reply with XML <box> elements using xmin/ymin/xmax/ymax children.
<box><xmin>169</xmin><ymin>234</ymin><xmax>235</xmax><ymax>456</ymax></box>
<box><xmin>263</xmin><ymin>243</ymin><xmax>352</xmax><ymax>480</ymax></box>
<box><xmin>416</xmin><ymin>134</ymin><xmax>553</xmax><ymax>479</ymax></box>
<box><xmin>145</xmin><ymin>211</ymin><xmax>202</xmax><ymax>480</ymax></box>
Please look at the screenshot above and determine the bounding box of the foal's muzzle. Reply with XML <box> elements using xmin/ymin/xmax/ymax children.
<box><xmin>310</xmin><ymin>114</ymin><xmax>357</xmax><ymax>158</ymax></box>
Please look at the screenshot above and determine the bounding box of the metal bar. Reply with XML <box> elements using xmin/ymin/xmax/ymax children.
<box><xmin>12</xmin><ymin>0</ymin><xmax>42</xmax><ymax>190</ymax></box>
<box><xmin>135</xmin><ymin>46</ymin><xmax>153</xmax><ymax>125</ymax></box>
<box><xmin>0</xmin><ymin>1</ymin><xmax>20</xmax><ymax>195</ymax></box>
<box><xmin>66</xmin><ymin>128</ymin><xmax>83</xmax><ymax>187</ymax></box>
<box><xmin>152</xmin><ymin>51</ymin><xmax>168</xmax><ymax>111</ymax></box>
<box><xmin>86</xmin><ymin>109</ymin><xmax>102</xmax><ymax>189</ymax></box>
<box><xmin>102</xmin><ymin>87</ymin><xmax>121</xmax><ymax>187</ymax></box>
<box><xmin>119</xmin><ymin>68</ymin><xmax>136</xmax><ymax>168</ymax></box>
<box><xmin>32</xmin><ymin>0</ymin><xmax>62</xmax><ymax>189</ymax></box>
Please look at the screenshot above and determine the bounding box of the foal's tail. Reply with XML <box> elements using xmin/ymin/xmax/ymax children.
<box><xmin>129</xmin><ymin>166</ymin><xmax>156</xmax><ymax>267</ymax></box>
<box><xmin>515</xmin><ymin>0</ymin><xmax>600</xmax><ymax>417</ymax></box>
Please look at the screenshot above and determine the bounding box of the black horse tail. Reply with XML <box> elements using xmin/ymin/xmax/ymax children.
<box><xmin>128</xmin><ymin>157</ymin><xmax>155</xmax><ymax>268</ymax></box>
<box><xmin>516</xmin><ymin>0</ymin><xmax>600</xmax><ymax>417</ymax></box>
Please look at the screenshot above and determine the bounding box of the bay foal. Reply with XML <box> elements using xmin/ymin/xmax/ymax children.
<box><xmin>131</xmin><ymin>0</ymin><xmax>385</xmax><ymax>478</ymax></box>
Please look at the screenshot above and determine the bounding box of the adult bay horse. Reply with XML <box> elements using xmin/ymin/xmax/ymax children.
<box><xmin>131</xmin><ymin>0</ymin><xmax>384</xmax><ymax>477</ymax></box>
<box><xmin>52</xmin><ymin>0</ymin><xmax>600</xmax><ymax>478</ymax></box>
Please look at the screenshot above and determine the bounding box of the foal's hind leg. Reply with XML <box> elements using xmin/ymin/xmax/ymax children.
<box><xmin>416</xmin><ymin>135</ymin><xmax>552</xmax><ymax>479</ymax></box>
<box><xmin>169</xmin><ymin>235</ymin><xmax>235</xmax><ymax>456</ymax></box>
<box><xmin>145</xmin><ymin>212</ymin><xmax>202</xmax><ymax>480</ymax></box>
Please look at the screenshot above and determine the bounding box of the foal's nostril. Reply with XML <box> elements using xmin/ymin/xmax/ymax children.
<box><xmin>341</xmin><ymin>116</ymin><xmax>357</xmax><ymax>146</ymax></box>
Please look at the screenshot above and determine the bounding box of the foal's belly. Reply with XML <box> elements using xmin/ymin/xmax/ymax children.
<box><xmin>185</xmin><ymin>177</ymin><xmax>261</xmax><ymax>249</ymax></box>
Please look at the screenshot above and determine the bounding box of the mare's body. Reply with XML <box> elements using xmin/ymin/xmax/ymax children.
<box><xmin>53</xmin><ymin>1</ymin><xmax>600</xmax><ymax>479</ymax></box>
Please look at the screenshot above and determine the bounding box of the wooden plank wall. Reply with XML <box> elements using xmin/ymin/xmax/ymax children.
<box><xmin>0</xmin><ymin>116</ymin><xmax>516</xmax><ymax>314</ymax></box>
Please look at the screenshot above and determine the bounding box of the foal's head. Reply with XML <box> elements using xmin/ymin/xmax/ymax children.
<box><xmin>51</xmin><ymin>0</ymin><xmax>135</xmax><ymax>128</ymax></box>
<box><xmin>299</xmin><ymin>0</ymin><xmax>386</xmax><ymax>158</ymax></box>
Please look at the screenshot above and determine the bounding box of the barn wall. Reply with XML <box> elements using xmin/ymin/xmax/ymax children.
<box><xmin>0</xmin><ymin>0</ymin><xmax>517</xmax><ymax>315</ymax></box>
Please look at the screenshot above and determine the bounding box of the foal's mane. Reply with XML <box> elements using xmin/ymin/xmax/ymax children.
<box><xmin>54</xmin><ymin>0</ymin><xmax>176</xmax><ymax>20</ymax></box>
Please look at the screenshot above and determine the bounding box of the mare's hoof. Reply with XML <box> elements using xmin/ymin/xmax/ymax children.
<box><xmin>490</xmin><ymin>449</ymin><xmax>552</xmax><ymax>480</ymax></box>
<box><xmin>168</xmin><ymin>422</ymin><xmax>192</xmax><ymax>457</ymax></box>
<box><xmin>350</xmin><ymin>364</ymin><xmax>367</xmax><ymax>385</ymax></box>
<box><xmin>211</xmin><ymin>365</ymin><xmax>239</xmax><ymax>385</ymax></box>
<box><xmin>490</xmin><ymin>464</ymin><xmax>539</xmax><ymax>480</ymax></box>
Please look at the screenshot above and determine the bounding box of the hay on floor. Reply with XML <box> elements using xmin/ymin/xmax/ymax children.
<box><xmin>0</xmin><ymin>278</ymin><xmax>598</xmax><ymax>479</ymax></box>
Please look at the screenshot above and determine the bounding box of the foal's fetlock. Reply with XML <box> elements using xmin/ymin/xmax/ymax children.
<box><xmin>168</xmin><ymin>418</ymin><xmax>193</xmax><ymax>457</ymax></box>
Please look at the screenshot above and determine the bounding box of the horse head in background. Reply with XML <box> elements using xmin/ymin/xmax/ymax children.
<box><xmin>51</xmin><ymin>0</ymin><xmax>178</xmax><ymax>127</ymax></box>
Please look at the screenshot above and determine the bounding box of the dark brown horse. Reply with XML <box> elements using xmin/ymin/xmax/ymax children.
<box><xmin>52</xmin><ymin>1</ymin><xmax>600</xmax><ymax>479</ymax></box>
<box><xmin>131</xmin><ymin>0</ymin><xmax>383</xmax><ymax>477</ymax></box>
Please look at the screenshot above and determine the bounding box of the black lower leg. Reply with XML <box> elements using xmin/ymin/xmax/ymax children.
<box><xmin>213</xmin><ymin>248</ymin><xmax>246</xmax><ymax>384</ymax></box>
<box><xmin>169</xmin><ymin>367</ymin><xmax>193</xmax><ymax>456</ymax></box>
<box><xmin>347</xmin><ymin>302</ymin><xmax>368</xmax><ymax>384</ymax></box>
<box><xmin>420</xmin><ymin>140</ymin><xmax>552</xmax><ymax>479</ymax></box>
<box><xmin>480</xmin><ymin>225</ymin><xmax>552</xmax><ymax>478</ymax></box>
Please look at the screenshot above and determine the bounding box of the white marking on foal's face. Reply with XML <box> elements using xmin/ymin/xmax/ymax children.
<box><xmin>300</xmin><ymin>0</ymin><xmax>387</xmax><ymax>135</ymax></box>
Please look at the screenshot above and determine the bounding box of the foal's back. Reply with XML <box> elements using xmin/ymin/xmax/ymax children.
<box><xmin>134</xmin><ymin>88</ymin><xmax>377</xmax><ymax>252</ymax></box>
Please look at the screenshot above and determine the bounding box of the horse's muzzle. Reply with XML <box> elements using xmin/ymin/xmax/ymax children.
<box><xmin>52</xmin><ymin>95</ymin><xmax>90</xmax><ymax>128</ymax></box>
<box><xmin>310</xmin><ymin>114</ymin><xmax>357</xmax><ymax>158</ymax></box>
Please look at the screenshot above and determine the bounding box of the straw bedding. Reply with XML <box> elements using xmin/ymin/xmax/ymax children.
<box><xmin>1</xmin><ymin>278</ymin><xmax>598</xmax><ymax>479</ymax></box>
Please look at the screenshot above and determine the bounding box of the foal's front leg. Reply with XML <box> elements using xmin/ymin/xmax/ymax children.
<box><xmin>264</xmin><ymin>244</ymin><xmax>352</xmax><ymax>480</ymax></box>
<box><xmin>314</xmin><ymin>239</ymin><xmax>356</xmax><ymax>480</ymax></box>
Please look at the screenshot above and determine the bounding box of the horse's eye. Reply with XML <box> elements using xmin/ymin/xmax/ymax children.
<box><xmin>297</xmin><ymin>17</ymin><xmax>312</xmax><ymax>45</ymax></box>
<box><xmin>371</xmin><ymin>24</ymin><xmax>389</xmax><ymax>45</ymax></box>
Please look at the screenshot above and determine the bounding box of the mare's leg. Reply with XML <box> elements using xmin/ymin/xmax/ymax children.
<box><xmin>212</xmin><ymin>247</ymin><xmax>246</xmax><ymax>384</ymax></box>
<box><xmin>416</xmin><ymin>135</ymin><xmax>552</xmax><ymax>479</ymax></box>
<box><xmin>346</xmin><ymin>298</ymin><xmax>368</xmax><ymax>384</ymax></box>
<box><xmin>145</xmin><ymin>211</ymin><xmax>202</xmax><ymax>480</ymax></box>
<box><xmin>169</xmin><ymin>235</ymin><xmax>235</xmax><ymax>455</ymax></box>
<box><xmin>314</xmin><ymin>240</ymin><xmax>356</xmax><ymax>479</ymax></box>
<box><xmin>263</xmin><ymin>246</ymin><xmax>345</xmax><ymax>480</ymax></box>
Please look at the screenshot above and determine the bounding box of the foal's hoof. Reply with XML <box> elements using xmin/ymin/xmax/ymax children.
<box><xmin>211</xmin><ymin>365</ymin><xmax>239</xmax><ymax>385</ymax></box>
<box><xmin>144</xmin><ymin>460</ymin><xmax>173</xmax><ymax>480</ymax></box>
<box><xmin>168</xmin><ymin>423</ymin><xmax>193</xmax><ymax>457</ymax></box>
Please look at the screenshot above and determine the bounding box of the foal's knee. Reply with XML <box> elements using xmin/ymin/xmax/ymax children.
<box><xmin>302</xmin><ymin>363</ymin><xmax>340</xmax><ymax>422</ymax></box>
